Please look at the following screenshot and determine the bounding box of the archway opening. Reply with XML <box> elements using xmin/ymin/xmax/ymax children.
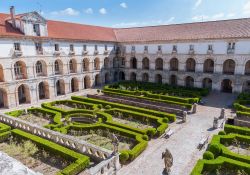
<box><xmin>119</xmin><ymin>71</ymin><xmax>125</xmax><ymax>81</ymax></box>
<box><xmin>243</xmin><ymin>81</ymin><xmax>250</xmax><ymax>92</ymax></box>
<box><xmin>155</xmin><ymin>74</ymin><xmax>162</xmax><ymax>84</ymax></box>
<box><xmin>0</xmin><ymin>65</ymin><xmax>4</xmax><ymax>82</ymax></box>
<box><xmin>84</xmin><ymin>76</ymin><xmax>91</xmax><ymax>89</ymax></box>
<box><xmin>185</xmin><ymin>76</ymin><xmax>194</xmax><ymax>88</ymax></box>
<box><xmin>56</xmin><ymin>79</ymin><xmax>65</xmax><ymax>96</ymax></box>
<box><xmin>245</xmin><ymin>60</ymin><xmax>250</xmax><ymax>75</ymax></box>
<box><xmin>221</xmin><ymin>79</ymin><xmax>233</xmax><ymax>93</ymax></box>
<box><xmin>82</xmin><ymin>58</ymin><xmax>90</xmax><ymax>71</ymax></box>
<box><xmin>223</xmin><ymin>59</ymin><xmax>235</xmax><ymax>75</ymax></box>
<box><xmin>69</xmin><ymin>59</ymin><xmax>77</xmax><ymax>73</ymax></box>
<box><xmin>54</xmin><ymin>60</ymin><xmax>63</xmax><ymax>75</ymax></box>
<box><xmin>94</xmin><ymin>58</ymin><xmax>100</xmax><ymax>70</ymax></box>
<box><xmin>142</xmin><ymin>73</ymin><xmax>149</xmax><ymax>82</ymax></box>
<box><xmin>105</xmin><ymin>73</ymin><xmax>110</xmax><ymax>84</ymax></box>
<box><xmin>114</xmin><ymin>72</ymin><xmax>118</xmax><ymax>82</ymax></box>
<box><xmin>202</xmin><ymin>78</ymin><xmax>212</xmax><ymax>89</ymax></box>
<box><xmin>203</xmin><ymin>59</ymin><xmax>214</xmax><ymax>73</ymax></box>
<box><xmin>18</xmin><ymin>84</ymin><xmax>30</xmax><ymax>104</ymax></box>
<box><xmin>170</xmin><ymin>58</ymin><xmax>178</xmax><ymax>71</ymax></box>
<box><xmin>155</xmin><ymin>58</ymin><xmax>163</xmax><ymax>70</ymax></box>
<box><xmin>71</xmin><ymin>78</ymin><xmax>79</xmax><ymax>92</ymax></box>
<box><xmin>104</xmin><ymin>57</ymin><xmax>109</xmax><ymax>69</ymax></box>
<box><xmin>170</xmin><ymin>75</ymin><xmax>177</xmax><ymax>86</ymax></box>
<box><xmin>142</xmin><ymin>57</ymin><xmax>149</xmax><ymax>70</ymax></box>
<box><xmin>186</xmin><ymin>58</ymin><xmax>196</xmax><ymax>72</ymax></box>
<box><xmin>38</xmin><ymin>81</ymin><xmax>50</xmax><ymax>100</ymax></box>
<box><xmin>130</xmin><ymin>57</ymin><xmax>137</xmax><ymax>69</ymax></box>
<box><xmin>0</xmin><ymin>88</ymin><xmax>8</xmax><ymax>108</ymax></box>
<box><xmin>95</xmin><ymin>74</ymin><xmax>101</xmax><ymax>86</ymax></box>
<box><xmin>130</xmin><ymin>72</ymin><xmax>137</xmax><ymax>81</ymax></box>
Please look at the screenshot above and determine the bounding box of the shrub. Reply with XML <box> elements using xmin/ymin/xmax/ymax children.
<box><xmin>146</xmin><ymin>128</ymin><xmax>156</xmax><ymax>138</ymax></box>
<box><xmin>162</xmin><ymin>117</ymin><xmax>169</xmax><ymax>123</ymax></box>
<box><xmin>203</xmin><ymin>151</ymin><xmax>214</xmax><ymax>160</ymax></box>
<box><xmin>97</xmin><ymin>104</ymin><xmax>103</xmax><ymax>109</ymax></box>
<box><xmin>142</xmin><ymin>135</ymin><xmax>149</xmax><ymax>141</ymax></box>
<box><xmin>209</xmin><ymin>144</ymin><xmax>222</xmax><ymax>158</ymax></box>
<box><xmin>120</xmin><ymin>151</ymin><xmax>129</xmax><ymax>163</ymax></box>
<box><xmin>218</xmin><ymin>131</ymin><xmax>226</xmax><ymax>135</ymax></box>
<box><xmin>105</xmin><ymin>105</ymin><xmax>111</xmax><ymax>109</ymax></box>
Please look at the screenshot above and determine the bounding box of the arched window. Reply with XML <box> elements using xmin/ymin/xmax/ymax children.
<box><xmin>71</xmin><ymin>78</ymin><xmax>79</xmax><ymax>92</ymax></box>
<box><xmin>0</xmin><ymin>65</ymin><xmax>4</xmax><ymax>82</ymax></box>
<box><xmin>14</xmin><ymin>61</ymin><xmax>27</xmax><ymax>80</ymax></box>
<box><xmin>223</xmin><ymin>59</ymin><xmax>235</xmax><ymax>75</ymax></box>
<box><xmin>170</xmin><ymin>58</ymin><xmax>178</xmax><ymax>71</ymax></box>
<box><xmin>17</xmin><ymin>84</ymin><xmax>30</xmax><ymax>104</ymax></box>
<box><xmin>203</xmin><ymin>59</ymin><xmax>214</xmax><ymax>73</ymax></box>
<box><xmin>155</xmin><ymin>58</ymin><xmax>163</xmax><ymax>70</ymax></box>
<box><xmin>36</xmin><ymin>61</ymin><xmax>43</xmax><ymax>75</ymax></box>
<box><xmin>0</xmin><ymin>88</ymin><xmax>8</xmax><ymax>108</ymax></box>
<box><xmin>245</xmin><ymin>60</ymin><xmax>250</xmax><ymax>75</ymax></box>
<box><xmin>186</xmin><ymin>58</ymin><xmax>196</xmax><ymax>72</ymax></box>
<box><xmin>69</xmin><ymin>59</ymin><xmax>77</xmax><ymax>73</ymax></box>
<box><xmin>82</xmin><ymin>58</ymin><xmax>89</xmax><ymax>71</ymax></box>
<box><xmin>130</xmin><ymin>57</ymin><xmax>137</xmax><ymax>69</ymax></box>
<box><xmin>104</xmin><ymin>57</ymin><xmax>109</xmax><ymax>69</ymax></box>
<box><xmin>185</xmin><ymin>76</ymin><xmax>194</xmax><ymax>87</ymax></box>
<box><xmin>54</xmin><ymin>60</ymin><xmax>60</xmax><ymax>74</ymax></box>
<box><xmin>84</xmin><ymin>76</ymin><xmax>91</xmax><ymax>89</ymax></box>
<box><xmin>142</xmin><ymin>57</ymin><xmax>149</xmax><ymax>70</ymax></box>
<box><xmin>94</xmin><ymin>58</ymin><xmax>100</xmax><ymax>70</ymax></box>
<box><xmin>38</xmin><ymin>81</ymin><xmax>50</xmax><ymax>99</ymax></box>
<box><xmin>155</xmin><ymin>74</ymin><xmax>162</xmax><ymax>84</ymax></box>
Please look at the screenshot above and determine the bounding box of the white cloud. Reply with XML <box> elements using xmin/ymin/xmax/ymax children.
<box><xmin>99</xmin><ymin>8</ymin><xmax>107</xmax><ymax>14</ymax></box>
<box><xmin>243</xmin><ymin>1</ymin><xmax>250</xmax><ymax>15</ymax></box>
<box><xmin>51</xmin><ymin>8</ymin><xmax>79</xmax><ymax>16</ymax></box>
<box><xmin>193</xmin><ymin>0</ymin><xmax>203</xmax><ymax>9</ymax></box>
<box><xmin>84</xmin><ymin>8</ymin><xmax>93</xmax><ymax>14</ymax></box>
<box><xmin>120</xmin><ymin>2</ymin><xmax>128</xmax><ymax>8</ymax></box>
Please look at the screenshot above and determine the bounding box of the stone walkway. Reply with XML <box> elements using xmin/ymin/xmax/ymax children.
<box><xmin>118</xmin><ymin>92</ymin><xmax>237</xmax><ymax>175</ymax></box>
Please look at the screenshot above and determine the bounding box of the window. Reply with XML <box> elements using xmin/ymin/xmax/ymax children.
<box><xmin>14</xmin><ymin>43</ymin><xmax>21</xmax><ymax>51</ymax></box>
<box><xmin>14</xmin><ymin>62</ymin><xmax>22</xmax><ymax>76</ymax></box>
<box><xmin>70</xmin><ymin>44</ymin><xmax>74</xmax><ymax>52</ymax></box>
<box><xmin>35</xmin><ymin>42</ymin><xmax>42</xmax><ymax>53</ymax></box>
<box><xmin>105</xmin><ymin>45</ymin><xmax>108</xmax><ymax>51</ymax></box>
<box><xmin>144</xmin><ymin>46</ymin><xmax>148</xmax><ymax>51</ymax></box>
<box><xmin>228</xmin><ymin>42</ymin><xmax>235</xmax><ymax>50</ymax></box>
<box><xmin>173</xmin><ymin>45</ymin><xmax>177</xmax><ymax>51</ymax></box>
<box><xmin>189</xmin><ymin>45</ymin><xmax>194</xmax><ymax>50</ymax></box>
<box><xmin>132</xmin><ymin>46</ymin><xmax>135</xmax><ymax>51</ymax></box>
<box><xmin>36</xmin><ymin>61</ymin><xmax>43</xmax><ymax>74</ymax></box>
<box><xmin>55</xmin><ymin>44</ymin><xmax>59</xmax><ymax>51</ymax></box>
<box><xmin>158</xmin><ymin>45</ymin><xmax>162</xmax><ymax>51</ymax></box>
<box><xmin>95</xmin><ymin>45</ymin><xmax>98</xmax><ymax>51</ymax></box>
<box><xmin>33</xmin><ymin>24</ymin><xmax>40</xmax><ymax>36</ymax></box>
<box><xmin>83</xmin><ymin>45</ymin><xmax>87</xmax><ymax>51</ymax></box>
<box><xmin>55</xmin><ymin>61</ymin><xmax>59</xmax><ymax>73</ymax></box>
<box><xmin>208</xmin><ymin>45</ymin><xmax>213</xmax><ymax>50</ymax></box>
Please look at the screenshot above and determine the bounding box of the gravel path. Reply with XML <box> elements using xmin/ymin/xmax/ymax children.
<box><xmin>118</xmin><ymin>92</ymin><xmax>237</xmax><ymax>175</ymax></box>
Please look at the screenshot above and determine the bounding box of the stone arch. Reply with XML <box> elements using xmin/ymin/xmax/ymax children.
<box><xmin>185</xmin><ymin>76</ymin><xmax>194</xmax><ymax>87</ymax></box>
<box><xmin>221</xmin><ymin>79</ymin><xmax>233</xmax><ymax>93</ymax></box>
<box><xmin>203</xmin><ymin>59</ymin><xmax>214</xmax><ymax>73</ymax></box>
<box><xmin>155</xmin><ymin>58</ymin><xmax>163</xmax><ymax>70</ymax></box>
<box><xmin>223</xmin><ymin>59</ymin><xmax>235</xmax><ymax>75</ymax></box>
<box><xmin>170</xmin><ymin>58</ymin><xmax>178</xmax><ymax>71</ymax></box>
<box><xmin>130</xmin><ymin>72</ymin><xmax>137</xmax><ymax>81</ymax></box>
<box><xmin>94</xmin><ymin>58</ymin><xmax>100</xmax><ymax>70</ymax></box>
<box><xmin>38</xmin><ymin>81</ymin><xmax>50</xmax><ymax>100</ymax></box>
<box><xmin>119</xmin><ymin>71</ymin><xmax>125</xmax><ymax>81</ymax></box>
<box><xmin>56</xmin><ymin>79</ymin><xmax>65</xmax><ymax>96</ymax></box>
<box><xmin>17</xmin><ymin>84</ymin><xmax>31</xmax><ymax>104</ymax></box>
<box><xmin>71</xmin><ymin>77</ymin><xmax>79</xmax><ymax>92</ymax></box>
<box><xmin>114</xmin><ymin>72</ymin><xmax>118</xmax><ymax>82</ymax></box>
<box><xmin>245</xmin><ymin>60</ymin><xmax>250</xmax><ymax>75</ymax></box>
<box><xmin>14</xmin><ymin>61</ymin><xmax>27</xmax><ymax>80</ymax></box>
<box><xmin>155</xmin><ymin>74</ymin><xmax>162</xmax><ymax>84</ymax></box>
<box><xmin>0</xmin><ymin>88</ymin><xmax>8</xmax><ymax>108</ymax></box>
<box><xmin>95</xmin><ymin>74</ymin><xmax>101</xmax><ymax>86</ymax></box>
<box><xmin>84</xmin><ymin>76</ymin><xmax>91</xmax><ymax>89</ymax></box>
<box><xmin>170</xmin><ymin>75</ymin><xmax>177</xmax><ymax>86</ymax></box>
<box><xmin>54</xmin><ymin>59</ymin><xmax>63</xmax><ymax>75</ymax></box>
<box><xmin>36</xmin><ymin>60</ymin><xmax>47</xmax><ymax>76</ymax></box>
<box><xmin>142</xmin><ymin>73</ymin><xmax>149</xmax><ymax>82</ymax></box>
<box><xmin>0</xmin><ymin>64</ymin><xmax>4</xmax><ymax>82</ymax></box>
<box><xmin>104</xmin><ymin>57</ymin><xmax>109</xmax><ymax>69</ymax></box>
<box><xmin>130</xmin><ymin>57</ymin><xmax>137</xmax><ymax>69</ymax></box>
<box><xmin>186</xmin><ymin>58</ymin><xmax>196</xmax><ymax>72</ymax></box>
<box><xmin>142</xmin><ymin>57</ymin><xmax>149</xmax><ymax>70</ymax></box>
<box><xmin>202</xmin><ymin>78</ymin><xmax>212</xmax><ymax>89</ymax></box>
<box><xmin>105</xmin><ymin>73</ymin><xmax>110</xmax><ymax>84</ymax></box>
<box><xmin>69</xmin><ymin>59</ymin><xmax>77</xmax><ymax>73</ymax></box>
<box><xmin>82</xmin><ymin>58</ymin><xmax>90</xmax><ymax>71</ymax></box>
<box><xmin>242</xmin><ymin>80</ymin><xmax>250</xmax><ymax>92</ymax></box>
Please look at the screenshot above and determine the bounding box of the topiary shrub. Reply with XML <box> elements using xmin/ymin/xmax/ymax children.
<box><xmin>203</xmin><ymin>151</ymin><xmax>214</xmax><ymax>160</ymax></box>
<box><xmin>97</xmin><ymin>104</ymin><xmax>103</xmax><ymax>109</ymax></box>
<box><xmin>209</xmin><ymin>144</ymin><xmax>222</xmax><ymax>158</ymax></box>
<box><xmin>120</xmin><ymin>151</ymin><xmax>129</xmax><ymax>164</ymax></box>
<box><xmin>105</xmin><ymin>105</ymin><xmax>111</xmax><ymax>109</ymax></box>
<box><xmin>142</xmin><ymin>134</ymin><xmax>149</xmax><ymax>141</ymax></box>
<box><xmin>162</xmin><ymin>117</ymin><xmax>169</xmax><ymax>123</ymax></box>
<box><xmin>218</xmin><ymin>131</ymin><xmax>226</xmax><ymax>135</ymax></box>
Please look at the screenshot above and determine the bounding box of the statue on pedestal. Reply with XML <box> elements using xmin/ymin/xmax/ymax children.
<box><xmin>111</xmin><ymin>133</ymin><xmax>119</xmax><ymax>154</ymax></box>
<box><xmin>162</xmin><ymin>148</ymin><xmax>173</xmax><ymax>174</ymax></box>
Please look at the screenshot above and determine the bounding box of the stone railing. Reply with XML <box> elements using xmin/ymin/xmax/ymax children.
<box><xmin>0</xmin><ymin>113</ymin><xmax>120</xmax><ymax>175</ymax></box>
<box><xmin>88</xmin><ymin>94</ymin><xmax>186</xmax><ymax>116</ymax></box>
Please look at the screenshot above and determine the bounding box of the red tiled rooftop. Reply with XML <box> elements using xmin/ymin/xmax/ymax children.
<box><xmin>1</xmin><ymin>12</ymin><xmax>250</xmax><ymax>42</ymax></box>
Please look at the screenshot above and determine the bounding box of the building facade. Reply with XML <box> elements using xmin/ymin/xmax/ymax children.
<box><xmin>0</xmin><ymin>7</ymin><xmax>250</xmax><ymax>109</ymax></box>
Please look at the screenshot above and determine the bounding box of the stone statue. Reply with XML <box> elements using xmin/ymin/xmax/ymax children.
<box><xmin>183</xmin><ymin>111</ymin><xmax>187</xmax><ymax>123</ymax></box>
<box><xmin>162</xmin><ymin>148</ymin><xmax>173</xmax><ymax>174</ymax></box>
<box><xmin>220</xmin><ymin>108</ymin><xmax>225</xmax><ymax>119</ymax></box>
<box><xmin>111</xmin><ymin>133</ymin><xmax>119</xmax><ymax>154</ymax></box>
<box><xmin>213</xmin><ymin>117</ymin><xmax>219</xmax><ymax>129</ymax></box>
<box><xmin>193</xmin><ymin>103</ymin><xmax>197</xmax><ymax>113</ymax></box>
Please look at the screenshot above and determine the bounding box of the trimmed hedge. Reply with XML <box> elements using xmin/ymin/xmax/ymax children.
<box><xmin>0</xmin><ymin>123</ymin><xmax>11</xmax><ymax>133</ymax></box>
<box><xmin>203</xmin><ymin>151</ymin><xmax>214</xmax><ymax>160</ymax></box>
<box><xmin>224</xmin><ymin>124</ymin><xmax>250</xmax><ymax>136</ymax></box>
<box><xmin>60</xmin><ymin>123</ymin><xmax>148</xmax><ymax>163</ymax></box>
<box><xmin>12</xmin><ymin>129</ymin><xmax>90</xmax><ymax>175</ymax></box>
<box><xmin>71</xmin><ymin>96</ymin><xmax>176</xmax><ymax>122</ymax></box>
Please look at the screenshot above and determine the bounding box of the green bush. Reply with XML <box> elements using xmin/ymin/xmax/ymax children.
<box><xmin>162</xmin><ymin>117</ymin><xmax>169</xmax><ymax>123</ymax></box>
<box><xmin>224</xmin><ymin>124</ymin><xmax>250</xmax><ymax>136</ymax></box>
<box><xmin>120</xmin><ymin>151</ymin><xmax>129</xmax><ymax>164</ymax></box>
<box><xmin>105</xmin><ymin>105</ymin><xmax>111</xmax><ymax>109</ymax></box>
<box><xmin>146</xmin><ymin>128</ymin><xmax>156</xmax><ymax>138</ymax></box>
<box><xmin>203</xmin><ymin>151</ymin><xmax>214</xmax><ymax>160</ymax></box>
<box><xmin>142</xmin><ymin>135</ymin><xmax>149</xmax><ymax>141</ymax></box>
<box><xmin>218</xmin><ymin>131</ymin><xmax>226</xmax><ymax>135</ymax></box>
<box><xmin>209</xmin><ymin>144</ymin><xmax>222</xmax><ymax>158</ymax></box>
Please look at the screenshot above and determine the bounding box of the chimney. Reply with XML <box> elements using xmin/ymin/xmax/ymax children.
<box><xmin>10</xmin><ymin>6</ymin><xmax>16</xmax><ymax>27</ymax></box>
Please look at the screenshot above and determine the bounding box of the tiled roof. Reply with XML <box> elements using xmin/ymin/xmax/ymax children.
<box><xmin>114</xmin><ymin>18</ymin><xmax>250</xmax><ymax>42</ymax></box>
<box><xmin>1</xmin><ymin>12</ymin><xmax>250</xmax><ymax>42</ymax></box>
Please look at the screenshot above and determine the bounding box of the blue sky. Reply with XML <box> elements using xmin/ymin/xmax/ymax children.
<box><xmin>1</xmin><ymin>0</ymin><xmax>250</xmax><ymax>28</ymax></box>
